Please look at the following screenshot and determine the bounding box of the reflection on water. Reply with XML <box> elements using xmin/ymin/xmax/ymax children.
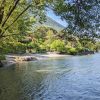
<box><xmin>0</xmin><ymin>53</ymin><xmax>100</xmax><ymax>100</ymax></box>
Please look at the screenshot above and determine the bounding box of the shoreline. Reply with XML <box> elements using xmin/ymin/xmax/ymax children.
<box><xmin>1</xmin><ymin>60</ymin><xmax>16</xmax><ymax>68</ymax></box>
<box><xmin>1</xmin><ymin>52</ymin><xmax>98</xmax><ymax>67</ymax></box>
<box><xmin>0</xmin><ymin>53</ymin><xmax>69</xmax><ymax>67</ymax></box>
<box><xmin>6</xmin><ymin>53</ymin><xmax>70</xmax><ymax>60</ymax></box>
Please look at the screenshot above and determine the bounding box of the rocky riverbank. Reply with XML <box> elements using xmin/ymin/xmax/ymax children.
<box><xmin>0</xmin><ymin>51</ymin><xmax>96</xmax><ymax>68</ymax></box>
<box><xmin>0</xmin><ymin>60</ymin><xmax>16</xmax><ymax>68</ymax></box>
<box><xmin>5</xmin><ymin>53</ymin><xmax>69</xmax><ymax>61</ymax></box>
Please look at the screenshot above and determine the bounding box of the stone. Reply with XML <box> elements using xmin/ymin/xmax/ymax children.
<box><xmin>22</xmin><ymin>57</ymin><xmax>37</xmax><ymax>61</ymax></box>
<box><xmin>0</xmin><ymin>61</ymin><xmax>3</xmax><ymax>67</ymax></box>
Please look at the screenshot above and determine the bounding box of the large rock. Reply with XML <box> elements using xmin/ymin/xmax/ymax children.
<box><xmin>6</xmin><ymin>55</ymin><xmax>38</xmax><ymax>62</ymax></box>
<box><xmin>0</xmin><ymin>61</ymin><xmax>3</xmax><ymax>67</ymax></box>
<box><xmin>23</xmin><ymin>57</ymin><xmax>37</xmax><ymax>61</ymax></box>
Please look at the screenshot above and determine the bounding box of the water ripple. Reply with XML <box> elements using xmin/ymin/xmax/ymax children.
<box><xmin>0</xmin><ymin>53</ymin><xmax>100</xmax><ymax>100</ymax></box>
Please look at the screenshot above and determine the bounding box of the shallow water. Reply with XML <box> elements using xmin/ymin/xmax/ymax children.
<box><xmin>0</xmin><ymin>53</ymin><xmax>100</xmax><ymax>100</ymax></box>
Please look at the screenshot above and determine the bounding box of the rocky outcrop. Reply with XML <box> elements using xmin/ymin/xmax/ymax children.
<box><xmin>0</xmin><ymin>61</ymin><xmax>3</xmax><ymax>67</ymax></box>
<box><xmin>6</xmin><ymin>55</ymin><xmax>38</xmax><ymax>62</ymax></box>
<box><xmin>0</xmin><ymin>60</ymin><xmax>16</xmax><ymax>68</ymax></box>
<box><xmin>22</xmin><ymin>57</ymin><xmax>37</xmax><ymax>61</ymax></box>
<box><xmin>14</xmin><ymin>56</ymin><xmax>37</xmax><ymax>62</ymax></box>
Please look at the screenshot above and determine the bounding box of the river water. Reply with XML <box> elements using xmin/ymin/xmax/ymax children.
<box><xmin>0</xmin><ymin>53</ymin><xmax>100</xmax><ymax>100</ymax></box>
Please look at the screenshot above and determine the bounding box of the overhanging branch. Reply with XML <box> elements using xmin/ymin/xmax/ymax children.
<box><xmin>0</xmin><ymin>0</ymin><xmax>6</xmax><ymax>24</ymax></box>
<box><xmin>1</xmin><ymin>4</ymin><xmax>31</xmax><ymax>37</ymax></box>
<box><xmin>5</xmin><ymin>5</ymin><xmax>31</xmax><ymax>31</ymax></box>
<box><xmin>1</xmin><ymin>0</ymin><xmax>20</xmax><ymax>27</ymax></box>
<box><xmin>1</xmin><ymin>33</ymin><xmax>20</xmax><ymax>38</ymax></box>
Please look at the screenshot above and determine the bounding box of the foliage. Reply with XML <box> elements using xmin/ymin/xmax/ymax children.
<box><xmin>65</xmin><ymin>43</ymin><xmax>77</xmax><ymax>55</ymax></box>
<box><xmin>50</xmin><ymin>39</ymin><xmax>66</xmax><ymax>53</ymax></box>
<box><xmin>95</xmin><ymin>42</ymin><xmax>100</xmax><ymax>51</ymax></box>
<box><xmin>0</xmin><ymin>0</ymin><xmax>99</xmax><ymax>57</ymax></box>
<box><xmin>0</xmin><ymin>0</ymin><xmax>52</xmax><ymax>55</ymax></box>
<box><xmin>32</xmin><ymin>26</ymin><xmax>58</xmax><ymax>51</ymax></box>
<box><xmin>68</xmin><ymin>48</ymin><xmax>77</xmax><ymax>55</ymax></box>
<box><xmin>0</xmin><ymin>38</ymin><xmax>26</xmax><ymax>54</ymax></box>
<box><xmin>0</xmin><ymin>55</ymin><xmax>5</xmax><ymax>60</ymax></box>
<box><xmin>51</xmin><ymin>0</ymin><xmax>100</xmax><ymax>38</ymax></box>
<box><xmin>23</xmin><ymin>26</ymin><xmax>99</xmax><ymax>55</ymax></box>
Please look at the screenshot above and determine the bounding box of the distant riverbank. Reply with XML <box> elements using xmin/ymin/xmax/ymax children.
<box><xmin>6</xmin><ymin>53</ymin><xmax>70</xmax><ymax>61</ymax></box>
<box><xmin>1</xmin><ymin>51</ymin><xmax>97</xmax><ymax>67</ymax></box>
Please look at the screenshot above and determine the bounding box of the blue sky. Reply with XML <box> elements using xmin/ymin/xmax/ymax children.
<box><xmin>46</xmin><ymin>9</ymin><xmax>67</xmax><ymax>27</ymax></box>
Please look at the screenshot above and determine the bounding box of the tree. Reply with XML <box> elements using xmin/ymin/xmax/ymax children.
<box><xmin>50</xmin><ymin>0</ymin><xmax>100</xmax><ymax>38</ymax></box>
<box><xmin>50</xmin><ymin>39</ymin><xmax>66</xmax><ymax>53</ymax></box>
<box><xmin>0</xmin><ymin>0</ymin><xmax>52</xmax><ymax>66</ymax></box>
<box><xmin>0</xmin><ymin>0</ymin><xmax>53</xmax><ymax>39</ymax></box>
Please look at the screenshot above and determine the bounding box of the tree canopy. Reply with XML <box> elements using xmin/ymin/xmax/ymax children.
<box><xmin>0</xmin><ymin>0</ymin><xmax>50</xmax><ymax>39</ymax></box>
<box><xmin>0</xmin><ymin>0</ymin><xmax>100</xmax><ymax>39</ymax></box>
<box><xmin>50</xmin><ymin>0</ymin><xmax>100</xmax><ymax>38</ymax></box>
<box><xmin>0</xmin><ymin>0</ymin><xmax>100</xmax><ymax>56</ymax></box>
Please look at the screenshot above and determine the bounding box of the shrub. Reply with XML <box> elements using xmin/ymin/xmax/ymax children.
<box><xmin>39</xmin><ymin>44</ymin><xmax>47</xmax><ymax>53</ymax></box>
<box><xmin>69</xmin><ymin>48</ymin><xmax>77</xmax><ymax>55</ymax></box>
<box><xmin>50</xmin><ymin>39</ymin><xmax>66</xmax><ymax>53</ymax></box>
<box><xmin>66</xmin><ymin>45</ymin><xmax>77</xmax><ymax>55</ymax></box>
<box><xmin>0</xmin><ymin>55</ymin><xmax>6</xmax><ymax>60</ymax></box>
<box><xmin>76</xmin><ymin>41</ymin><xmax>83</xmax><ymax>51</ymax></box>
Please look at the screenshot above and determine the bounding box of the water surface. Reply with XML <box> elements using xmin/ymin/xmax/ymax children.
<box><xmin>0</xmin><ymin>53</ymin><xmax>100</xmax><ymax>100</ymax></box>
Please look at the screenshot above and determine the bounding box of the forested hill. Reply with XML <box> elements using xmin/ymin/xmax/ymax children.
<box><xmin>33</xmin><ymin>16</ymin><xmax>65</xmax><ymax>31</ymax></box>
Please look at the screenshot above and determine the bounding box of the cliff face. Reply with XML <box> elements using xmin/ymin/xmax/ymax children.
<box><xmin>33</xmin><ymin>16</ymin><xmax>65</xmax><ymax>31</ymax></box>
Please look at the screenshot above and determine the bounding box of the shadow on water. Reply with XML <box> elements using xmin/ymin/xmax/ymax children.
<box><xmin>0</xmin><ymin>53</ymin><xmax>100</xmax><ymax>100</ymax></box>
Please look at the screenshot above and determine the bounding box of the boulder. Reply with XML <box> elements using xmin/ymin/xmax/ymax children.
<box><xmin>22</xmin><ymin>57</ymin><xmax>37</xmax><ymax>61</ymax></box>
<box><xmin>0</xmin><ymin>61</ymin><xmax>3</xmax><ymax>67</ymax></box>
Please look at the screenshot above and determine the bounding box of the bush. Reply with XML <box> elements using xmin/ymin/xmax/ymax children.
<box><xmin>50</xmin><ymin>39</ymin><xmax>66</xmax><ymax>53</ymax></box>
<box><xmin>38</xmin><ymin>44</ymin><xmax>47</xmax><ymax>53</ymax></box>
<box><xmin>75</xmin><ymin>41</ymin><xmax>83</xmax><ymax>52</ymax></box>
<box><xmin>0</xmin><ymin>55</ymin><xmax>6</xmax><ymax>60</ymax></box>
<box><xmin>69</xmin><ymin>48</ymin><xmax>78</xmax><ymax>55</ymax></box>
<box><xmin>66</xmin><ymin>45</ymin><xmax>77</xmax><ymax>55</ymax></box>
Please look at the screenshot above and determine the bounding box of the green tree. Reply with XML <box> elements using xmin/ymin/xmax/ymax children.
<box><xmin>50</xmin><ymin>39</ymin><xmax>66</xmax><ymax>53</ymax></box>
<box><xmin>0</xmin><ymin>0</ymin><xmax>52</xmax><ymax>66</ymax></box>
<box><xmin>51</xmin><ymin>0</ymin><xmax>100</xmax><ymax>37</ymax></box>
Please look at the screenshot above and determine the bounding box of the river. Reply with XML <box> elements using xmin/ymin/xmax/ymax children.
<box><xmin>0</xmin><ymin>53</ymin><xmax>100</xmax><ymax>100</ymax></box>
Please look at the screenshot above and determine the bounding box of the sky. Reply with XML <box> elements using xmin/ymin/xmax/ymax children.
<box><xmin>46</xmin><ymin>9</ymin><xmax>67</xmax><ymax>27</ymax></box>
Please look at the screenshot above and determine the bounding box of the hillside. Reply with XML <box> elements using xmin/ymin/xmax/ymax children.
<box><xmin>33</xmin><ymin>16</ymin><xmax>65</xmax><ymax>31</ymax></box>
